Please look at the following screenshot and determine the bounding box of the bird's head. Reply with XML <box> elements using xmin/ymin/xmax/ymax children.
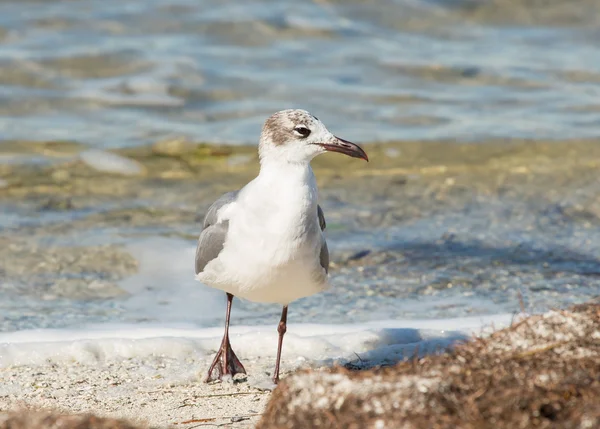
<box><xmin>258</xmin><ymin>109</ymin><xmax>368</xmax><ymax>165</ymax></box>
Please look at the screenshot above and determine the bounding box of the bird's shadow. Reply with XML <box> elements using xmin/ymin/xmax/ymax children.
<box><xmin>338</xmin><ymin>327</ymin><xmax>470</xmax><ymax>371</ymax></box>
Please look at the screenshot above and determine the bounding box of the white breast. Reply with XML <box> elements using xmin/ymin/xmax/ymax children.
<box><xmin>196</xmin><ymin>163</ymin><xmax>329</xmax><ymax>305</ymax></box>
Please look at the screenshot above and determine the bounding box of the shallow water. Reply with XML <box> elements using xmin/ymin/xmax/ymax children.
<box><xmin>1</xmin><ymin>0</ymin><xmax>600</xmax><ymax>146</ymax></box>
<box><xmin>2</xmin><ymin>141</ymin><xmax>600</xmax><ymax>332</ymax></box>
<box><xmin>1</xmin><ymin>2</ymin><xmax>600</xmax><ymax>341</ymax></box>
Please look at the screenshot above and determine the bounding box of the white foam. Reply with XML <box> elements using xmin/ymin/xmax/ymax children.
<box><xmin>0</xmin><ymin>314</ymin><xmax>512</xmax><ymax>368</ymax></box>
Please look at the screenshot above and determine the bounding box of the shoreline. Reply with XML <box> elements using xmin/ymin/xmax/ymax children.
<box><xmin>0</xmin><ymin>301</ymin><xmax>597</xmax><ymax>428</ymax></box>
<box><xmin>1</xmin><ymin>138</ymin><xmax>599</xmax><ymax>426</ymax></box>
<box><xmin>0</xmin><ymin>314</ymin><xmax>515</xmax><ymax>427</ymax></box>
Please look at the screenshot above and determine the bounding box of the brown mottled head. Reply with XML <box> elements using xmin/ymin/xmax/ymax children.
<box><xmin>258</xmin><ymin>109</ymin><xmax>368</xmax><ymax>164</ymax></box>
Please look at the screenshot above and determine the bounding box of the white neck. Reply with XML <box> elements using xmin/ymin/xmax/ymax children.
<box><xmin>259</xmin><ymin>156</ymin><xmax>312</xmax><ymax>176</ymax></box>
<box><xmin>253</xmin><ymin>159</ymin><xmax>319</xmax><ymax>214</ymax></box>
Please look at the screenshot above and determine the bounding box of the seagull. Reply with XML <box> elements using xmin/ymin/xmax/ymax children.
<box><xmin>195</xmin><ymin>109</ymin><xmax>368</xmax><ymax>384</ymax></box>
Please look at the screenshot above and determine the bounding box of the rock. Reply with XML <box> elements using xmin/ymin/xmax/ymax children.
<box><xmin>51</xmin><ymin>169</ymin><xmax>71</xmax><ymax>183</ymax></box>
<box><xmin>384</xmin><ymin>148</ymin><xmax>401</xmax><ymax>158</ymax></box>
<box><xmin>49</xmin><ymin>278</ymin><xmax>128</xmax><ymax>299</ymax></box>
<box><xmin>39</xmin><ymin>196</ymin><xmax>74</xmax><ymax>211</ymax></box>
<box><xmin>158</xmin><ymin>169</ymin><xmax>193</xmax><ymax>179</ymax></box>
<box><xmin>151</xmin><ymin>137</ymin><xmax>196</xmax><ymax>157</ymax></box>
<box><xmin>80</xmin><ymin>150</ymin><xmax>145</xmax><ymax>176</ymax></box>
<box><xmin>227</xmin><ymin>154</ymin><xmax>253</xmax><ymax>166</ymax></box>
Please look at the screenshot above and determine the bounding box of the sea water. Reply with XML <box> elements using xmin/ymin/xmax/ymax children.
<box><xmin>0</xmin><ymin>0</ymin><xmax>599</xmax><ymax>147</ymax></box>
<box><xmin>2</xmin><ymin>0</ymin><xmax>600</xmax><ymax>367</ymax></box>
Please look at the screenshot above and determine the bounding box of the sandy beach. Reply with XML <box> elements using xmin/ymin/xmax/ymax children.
<box><xmin>0</xmin><ymin>355</ymin><xmax>276</xmax><ymax>428</ymax></box>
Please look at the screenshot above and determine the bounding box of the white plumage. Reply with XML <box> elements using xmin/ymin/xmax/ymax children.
<box><xmin>194</xmin><ymin>109</ymin><xmax>367</xmax><ymax>384</ymax></box>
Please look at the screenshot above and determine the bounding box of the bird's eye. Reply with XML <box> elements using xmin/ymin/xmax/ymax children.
<box><xmin>294</xmin><ymin>126</ymin><xmax>311</xmax><ymax>138</ymax></box>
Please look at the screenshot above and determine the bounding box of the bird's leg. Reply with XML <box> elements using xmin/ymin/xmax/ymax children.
<box><xmin>272</xmin><ymin>305</ymin><xmax>288</xmax><ymax>384</ymax></box>
<box><xmin>204</xmin><ymin>293</ymin><xmax>246</xmax><ymax>382</ymax></box>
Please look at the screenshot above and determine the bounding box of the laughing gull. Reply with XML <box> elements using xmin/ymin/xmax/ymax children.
<box><xmin>195</xmin><ymin>109</ymin><xmax>368</xmax><ymax>384</ymax></box>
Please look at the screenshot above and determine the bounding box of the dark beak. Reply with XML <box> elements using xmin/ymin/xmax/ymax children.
<box><xmin>317</xmin><ymin>136</ymin><xmax>369</xmax><ymax>162</ymax></box>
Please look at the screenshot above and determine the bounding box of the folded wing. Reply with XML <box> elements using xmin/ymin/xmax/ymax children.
<box><xmin>195</xmin><ymin>191</ymin><xmax>239</xmax><ymax>275</ymax></box>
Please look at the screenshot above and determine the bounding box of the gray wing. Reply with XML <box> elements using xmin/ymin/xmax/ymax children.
<box><xmin>195</xmin><ymin>191</ymin><xmax>238</xmax><ymax>275</ymax></box>
<box><xmin>317</xmin><ymin>204</ymin><xmax>329</xmax><ymax>273</ymax></box>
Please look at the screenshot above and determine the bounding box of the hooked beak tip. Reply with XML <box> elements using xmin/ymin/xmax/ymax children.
<box><xmin>318</xmin><ymin>137</ymin><xmax>369</xmax><ymax>162</ymax></box>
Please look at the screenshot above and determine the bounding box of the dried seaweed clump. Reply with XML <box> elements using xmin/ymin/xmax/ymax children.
<box><xmin>0</xmin><ymin>411</ymin><xmax>145</xmax><ymax>429</ymax></box>
<box><xmin>258</xmin><ymin>302</ymin><xmax>600</xmax><ymax>429</ymax></box>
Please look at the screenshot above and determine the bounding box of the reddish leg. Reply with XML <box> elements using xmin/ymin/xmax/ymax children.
<box><xmin>272</xmin><ymin>305</ymin><xmax>288</xmax><ymax>384</ymax></box>
<box><xmin>204</xmin><ymin>293</ymin><xmax>246</xmax><ymax>382</ymax></box>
